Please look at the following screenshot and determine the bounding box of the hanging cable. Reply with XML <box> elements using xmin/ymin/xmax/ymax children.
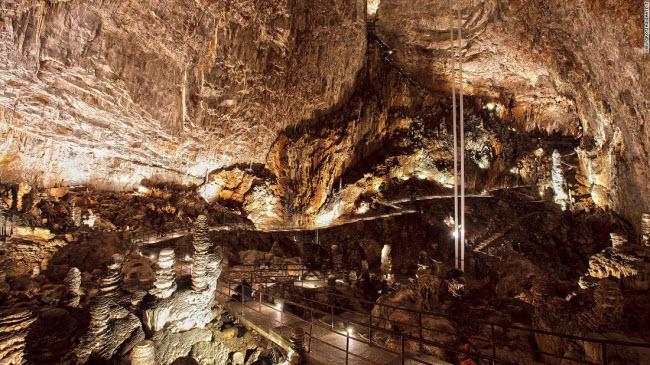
<box><xmin>457</xmin><ymin>0</ymin><xmax>465</xmax><ymax>272</ymax></box>
<box><xmin>449</xmin><ymin>0</ymin><xmax>459</xmax><ymax>270</ymax></box>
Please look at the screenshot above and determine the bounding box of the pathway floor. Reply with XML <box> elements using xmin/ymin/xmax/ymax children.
<box><xmin>215</xmin><ymin>282</ymin><xmax>450</xmax><ymax>365</ymax></box>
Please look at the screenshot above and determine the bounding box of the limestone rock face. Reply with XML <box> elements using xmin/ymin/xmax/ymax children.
<box><xmin>0</xmin><ymin>0</ymin><xmax>366</xmax><ymax>189</ymax></box>
<box><xmin>0</xmin><ymin>305</ymin><xmax>36</xmax><ymax>365</ymax></box>
<box><xmin>150</xmin><ymin>249</ymin><xmax>177</xmax><ymax>299</ymax></box>
<box><xmin>375</xmin><ymin>0</ymin><xmax>649</xmax><ymax>227</ymax></box>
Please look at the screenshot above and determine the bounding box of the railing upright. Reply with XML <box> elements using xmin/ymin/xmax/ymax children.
<box><xmin>309</xmin><ymin>308</ymin><xmax>314</xmax><ymax>352</ymax></box>
<box><xmin>345</xmin><ymin>321</ymin><xmax>350</xmax><ymax>365</ymax></box>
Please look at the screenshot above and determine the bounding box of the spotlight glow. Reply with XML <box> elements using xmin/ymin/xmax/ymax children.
<box><xmin>347</xmin><ymin>328</ymin><xmax>353</xmax><ymax>335</ymax></box>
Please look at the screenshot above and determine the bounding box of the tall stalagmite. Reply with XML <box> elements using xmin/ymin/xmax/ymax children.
<box><xmin>192</xmin><ymin>215</ymin><xmax>211</xmax><ymax>292</ymax></box>
<box><xmin>551</xmin><ymin>150</ymin><xmax>568</xmax><ymax>210</ymax></box>
<box><xmin>63</xmin><ymin>267</ymin><xmax>82</xmax><ymax>308</ymax></box>
<box><xmin>150</xmin><ymin>249</ymin><xmax>177</xmax><ymax>299</ymax></box>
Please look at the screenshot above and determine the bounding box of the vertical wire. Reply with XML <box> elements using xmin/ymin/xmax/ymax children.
<box><xmin>449</xmin><ymin>0</ymin><xmax>459</xmax><ymax>270</ymax></box>
<box><xmin>457</xmin><ymin>0</ymin><xmax>465</xmax><ymax>272</ymax></box>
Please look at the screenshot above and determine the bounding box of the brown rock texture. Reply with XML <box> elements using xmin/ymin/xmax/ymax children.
<box><xmin>375</xmin><ymin>0</ymin><xmax>649</xmax><ymax>226</ymax></box>
<box><xmin>0</xmin><ymin>0</ymin><xmax>366</xmax><ymax>188</ymax></box>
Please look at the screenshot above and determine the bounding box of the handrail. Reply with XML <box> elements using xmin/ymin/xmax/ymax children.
<box><xmin>220</xmin><ymin>270</ymin><xmax>650</xmax><ymax>365</ymax></box>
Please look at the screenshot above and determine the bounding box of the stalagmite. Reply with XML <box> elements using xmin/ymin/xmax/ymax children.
<box><xmin>331</xmin><ymin>244</ymin><xmax>343</xmax><ymax>278</ymax></box>
<box><xmin>150</xmin><ymin>249</ymin><xmax>177</xmax><ymax>299</ymax></box>
<box><xmin>381</xmin><ymin>244</ymin><xmax>393</xmax><ymax>282</ymax></box>
<box><xmin>0</xmin><ymin>306</ymin><xmax>36</xmax><ymax>365</ymax></box>
<box><xmin>71</xmin><ymin>201</ymin><xmax>82</xmax><ymax>228</ymax></box>
<box><xmin>642</xmin><ymin>213</ymin><xmax>650</xmax><ymax>246</ymax></box>
<box><xmin>63</xmin><ymin>267</ymin><xmax>82</xmax><ymax>308</ymax></box>
<box><xmin>100</xmin><ymin>254</ymin><xmax>125</xmax><ymax>299</ymax></box>
<box><xmin>130</xmin><ymin>340</ymin><xmax>155</xmax><ymax>365</ymax></box>
<box><xmin>192</xmin><ymin>215</ymin><xmax>212</xmax><ymax>292</ymax></box>
<box><xmin>0</xmin><ymin>212</ymin><xmax>5</xmax><ymax>237</ymax></box>
<box><xmin>551</xmin><ymin>150</ymin><xmax>568</xmax><ymax>210</ymax></box>
<box><xmin>610</xmin><ymin>233</ymin><xmax>628</xmax><ymax>248</ymax></box>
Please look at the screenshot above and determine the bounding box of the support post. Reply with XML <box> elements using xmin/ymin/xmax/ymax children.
<box><xmin>602</xmin><ymin>343</ymin><xmax>607</xmax><ymax>365</ymax></box>
<box><xmin>401</xmin><ymin>335</ymin><xmax>405</xmax><ymax>365</ymax></box>
<box><xmin>345</xmin><ymin>328</ymin><xmax>350</xmax><ymax>365</ymax></box>
<box><xmin>309</xmin><ymin>309</ymin><xmax>314</xmax><ymax>352</ymax></box>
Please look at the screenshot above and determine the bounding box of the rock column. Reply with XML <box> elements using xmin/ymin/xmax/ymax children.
<box><xmin>0</xmin><ymin>212</ymin><xmax>5</xmax><ymax>237</ymax></box>
<box><xmin>130</xmin><ymin>340</ymin><xmax>155</xmax><ymax>365</ymax></box>
<box><xmin>150</xmin><ymin>249</ymin><xmax>177</xmax><ymax>299</ymax></box>
<box><xmin>381</xmin><ymin>244</ymin><xmax>393</xmax><ymax>282</ymax></box>
<box><xmin>0</xmin><ymin>306</ymin><xmax>36</xmax><ymax>365</ymax></box>
<box><xmin>71</xmin><ymin>201</ymin><xmax>82</xmax><ymax>228</ymax></box>
<box><xmin>63</xmin><ymin>267</ymin><xmax>82</xmax><ymax>308</ymax></box>
<box><xmin>642</xmin><ymin>213</ymin><xmax>650</xmax><ymax>246</ymax></box>
<box><xmin>551</xmin><ymin>150</ymin><xmax>568</xmax><ymax>210</ymax></box>
<box><xmin>192</xmin><ymin>215</ymin><xmax>212</xmax><ymax>292</ymax></box>
<box><xmin>331</xmin><ymin>245</ymin><xmax>343</xmax><ymax>278</ymax></box>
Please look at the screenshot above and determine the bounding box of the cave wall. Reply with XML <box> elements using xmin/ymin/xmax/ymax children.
<box><xmin>375</xmin><ymin>0</ymin><xmax>649</xmax><ymax>226</ymax></box>
<box><xmin>0</xmin><ymin>0</ymin><xmax>366</xmax><ymax>188</ymax></box>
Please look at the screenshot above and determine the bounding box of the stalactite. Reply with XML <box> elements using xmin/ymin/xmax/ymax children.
<box><xmin>63</xmin><ymin>267</ymin><xmax>82</xmax><ymax>308</ymax></box>
<box><xmin>192</xmin><ymin>215</ymin><xmax>212</xmax><ymax>292</ymax></box>
<box><xmin>150</xmin><ymin>249</ymin><xmax>177</xmax><ymax>299</ymax></box>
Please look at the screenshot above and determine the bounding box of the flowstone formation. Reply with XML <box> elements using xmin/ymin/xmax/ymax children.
<box><xmin>587</xmin><ymin>233</ymin><xmax>650</xmax><ymax>291</ymax></box>
<box><xmin>143</xmin><ymin>215</ymin><xmax>222</xmax><ymax>332</ymax></box>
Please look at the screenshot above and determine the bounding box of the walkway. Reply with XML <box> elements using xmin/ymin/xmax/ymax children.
<box><xmin>215</xmin><ymin>281</ymin><xmax>450</xmax><ymax>365</ymax></box>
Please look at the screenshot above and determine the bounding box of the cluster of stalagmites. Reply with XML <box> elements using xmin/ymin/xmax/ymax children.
<box><xmin>0</xmin><ymin>305</ymin><xmax>36</xmax><ymax>365</ymax></box>
<box><xmin>75</xmin><ymin>254</ymin><xmax>144</xmax><ymax>363</ymax></box>
<box><xmin>143</xmin><ymin>215</ymin><xmax>222</xmax><ymax>333</ymax></box>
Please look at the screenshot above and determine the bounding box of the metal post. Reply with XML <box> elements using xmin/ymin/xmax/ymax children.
<box><xmin>602</xmin><ymin>343</ymin><xmax>607</xmax><ymax>365</ymax></box>
<box><xmin>331</xmin><ymin>303</ymin><xmax>334</xmax><ymax>329</ymax></box>
<box><xmin>240</xmin><ymin>287</ymin><xmax>244</xmax><ymax>315</ymax></box>
<box><xmin>368</xmin><ymin>312</ymin><xmax>373</xmax><ymax>346</ymax></box>
<box><xmin>345</xmin><ymin>327</ymin><xmax>350</xmax><ymax>365</ymax></box>
<box><xmin>418</xmin><ymin>312</ymin><xmax>423</xmax><ymax>340</ymax></box>
<box><xmin>309</xmin><ymin>309</ymin><xmax>313</xmax><ymax>352</ymax></box>
<box><xmin>450</xmin><ymin>0</ymin><xmax>459</xmax><ymax>270</ymax></box>
<box><xmin>259</xmin><ymin>288</ymin><xmax>262</xmax><ymax>312</ymax></box>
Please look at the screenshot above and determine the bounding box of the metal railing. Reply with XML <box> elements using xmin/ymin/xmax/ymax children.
<box><xmin>218</xmin><ymin>271</ymin><xmax>650</xmax><ymax>365</ymax></box>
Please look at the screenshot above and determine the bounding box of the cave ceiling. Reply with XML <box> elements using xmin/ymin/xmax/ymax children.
<box><xmin>0</xmin><ymin>0</ymin><xmax>648</xmax><ymax>227</ymax></box>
